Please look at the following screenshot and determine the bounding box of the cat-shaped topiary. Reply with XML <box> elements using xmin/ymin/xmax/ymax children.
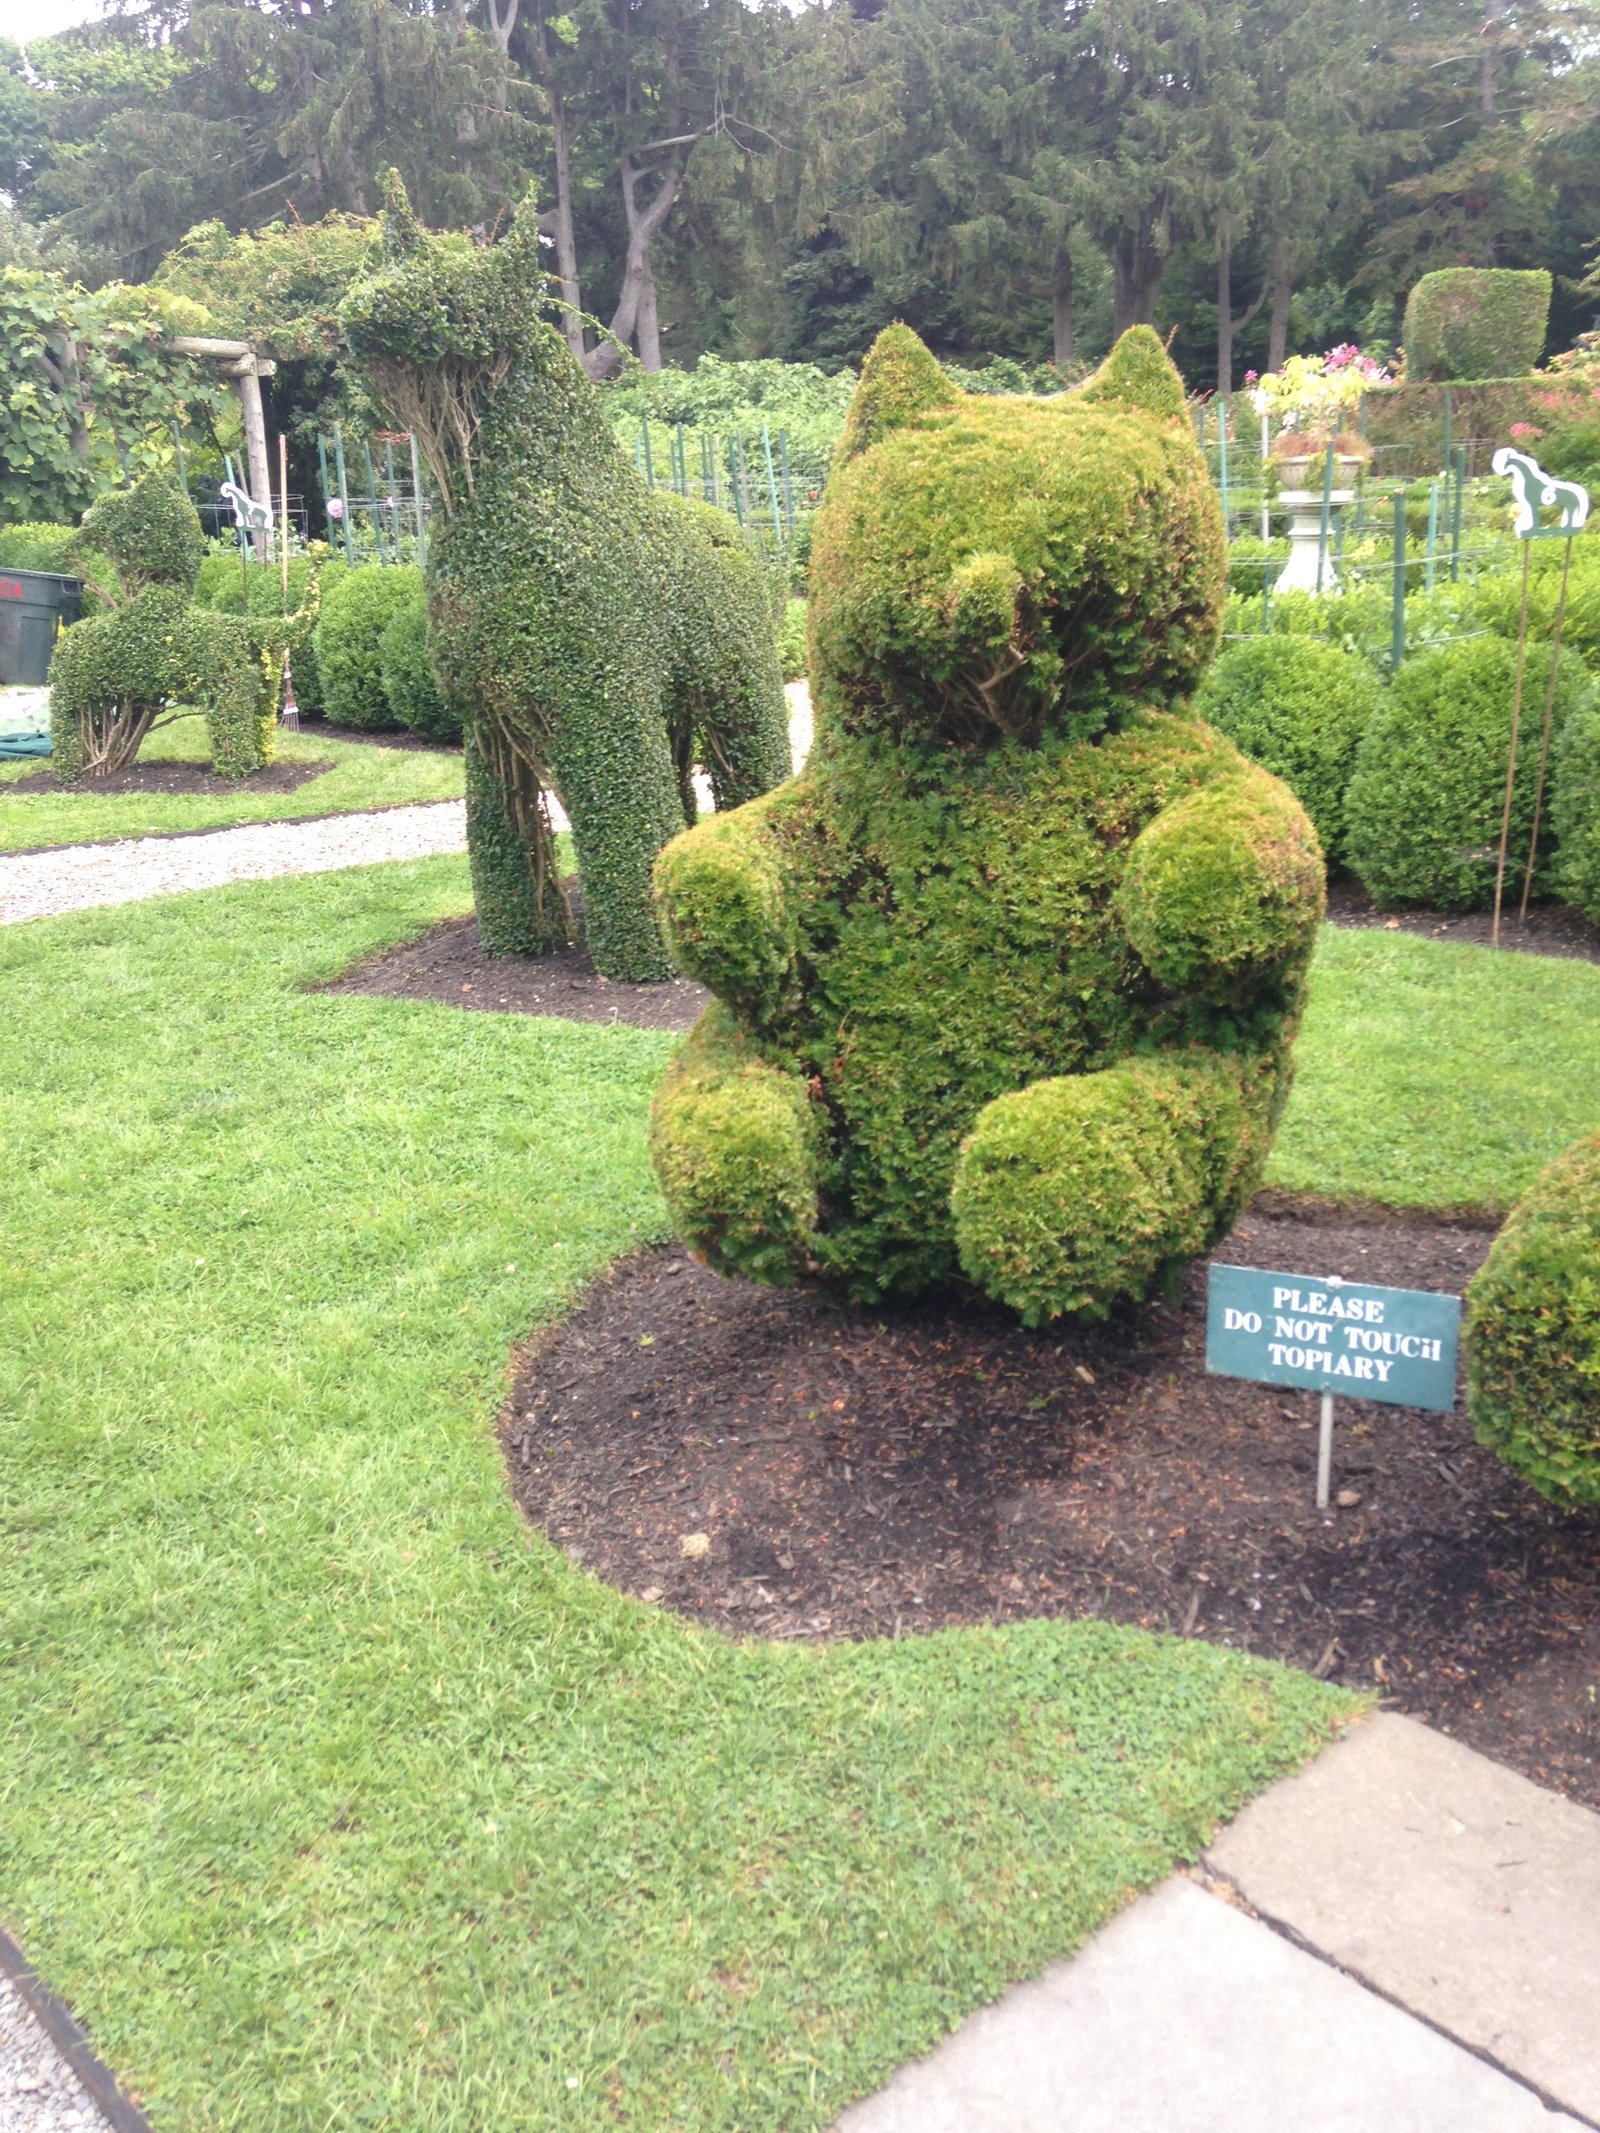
<box><xmin>648</xmin><ymin>326</ymin><xmax>1325</xmax><ymax>1323</ymax></box>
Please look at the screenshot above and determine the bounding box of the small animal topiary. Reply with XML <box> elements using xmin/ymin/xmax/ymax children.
<box><xmin>49</xmin><ymin>472</ymin><xmax>318</xmax><ymax>780</ymax></box>
<box><xmin>341</xmin><ymin>174</ymin><xmax>791</xmax><ymax>981</ymax></box>
<box><xmin>1194</xmin><ymin>636</ymin><xmax>1386</xmax><ymax>866</ymax></box>
<box><xmin>649</xmin><ymin>326</ymin><xmax>1325</xmax><ymax>1323</ymax></box>
<box><xmin>1466</xmin><ymin>1129</ymin><xmax>1600</xmax><ymax>1508</ymax></box>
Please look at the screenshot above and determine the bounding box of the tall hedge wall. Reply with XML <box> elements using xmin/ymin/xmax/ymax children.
<box><xmin>1402</xmin><ymin>268</ymin><xmax>1551</xmax><ymax>384</ymax></box>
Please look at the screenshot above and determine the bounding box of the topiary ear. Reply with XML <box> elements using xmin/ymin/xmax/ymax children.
<box><xmin>834</xmin><ymin>323</ymin><xmax>962</xmax><ymax>468</ymax></box>
<box><xmin>379</xmin><ymin>168</ymin><xmax>423</xmax><ymax>259</ymax></box>
<box><xmin>1078</xmin><ymin>326</ymin><xmax>1188</xmax><ymax>426</ymax></box>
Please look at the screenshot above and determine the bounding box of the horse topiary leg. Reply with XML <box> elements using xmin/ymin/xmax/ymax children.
<box><xmin>465</xmin><ymin>721</ymin><xmax>570</xmax><ymax>957</ymax></box>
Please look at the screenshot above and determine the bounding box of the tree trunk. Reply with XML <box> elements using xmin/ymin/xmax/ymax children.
<box><xmin>584</xmin><ymin>157</ymin><xmax>683</xmax><ymax>382</ymax></box>
<box><xmin>1268</xmin><ymin>241</ymin><xmax>1292</xmax><ymax>372</ymax></box>
<box><xmin>1052</xmin><ymin>247</ymin><xmax>1075</xmax><ymax>369</ymax></box>
<box><xmin>1481</xmin><ymin>0</ymin><xmax>1505</xmax><ymax>114</ymax></box>
<box><xmin>1217</xmin><ymin>243</ymin><xmax>1233</xmax><ymax>397</ymax></box>
<box><xmin>635</xmin><ymin>257</ymin><xmax>663</xmax><ymax>371</ymax></box>
<box><xmin>1111</xmin><ymin>229</ymin><xmax>1164</xmax><ymax>337</ymax></box>
<box><xmin>547</xmin><ymin>84</ymin><xmax>586</xmax><ymax>361</ymax></box>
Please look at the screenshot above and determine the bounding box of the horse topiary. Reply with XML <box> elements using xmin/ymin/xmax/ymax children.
<box><xmin>648</xmin><ymin>326</ymin><xmax>1325</xmax><ymax>1323</ymax></box>
<box><xmin>49</xmin><ymin>471</ymin><xmax>315</xmax><ymax>780</ymax></box>
<box><xmin>340</xmin><ymin>174</ymin><xmax>790</xmax><ymax>982</ymax></box>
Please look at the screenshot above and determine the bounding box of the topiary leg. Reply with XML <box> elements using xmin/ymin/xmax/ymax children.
<box><xmin>465</xmin><ymin>720</ymin><xmax>570</xmax><ymax>957</ymax></box>
<box><xmin>649</xmin><ymin>1003</ymin><xmax>820</xmax><ymax>1285</ymax></box>
<box><xmin>951</xmin><ymin>1052</ymin><xmax>1271</xmax><ymax>1325</ymax></box>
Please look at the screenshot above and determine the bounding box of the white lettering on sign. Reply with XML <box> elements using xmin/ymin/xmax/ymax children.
<box><xmin>1224</xmin><ymin>1307</ymin><xmax>1262</xmax><ymax>1332</ymax></box>
<box><xmin>1267</xmin><ymin>1343</ymin><xmax>1395</xmax><ymax>1382</ymax></box>
<box><xmin>1273</xmin><ymin>1285</ymin><xmax>1385</xmax><ymax>1323</ymax></box>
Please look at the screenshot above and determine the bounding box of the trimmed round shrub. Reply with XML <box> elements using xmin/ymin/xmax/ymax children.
<box><xmin>313</xmin><ymin>562</ymin><xmax>419</xmax><ymax>729</ymax></box>
<box><xmin>1402</xmin><ymin>267</ymin><xmax>1551</xmax><ymax>382</ymax></box>
<box><xmin>1344</xmin><ymin>636</ymin><xmax>1592</xmax><ymax>910</ymax></box>
<box><xmin>1192</xmin><ymin>636</ymin><xmax>1385</xmax><ymax>863</ymax></box>
<box><xmin>1551</xmin><ymin>699</ymin><xmax>1600</xmax><ymax>922</ymax></box>
<box><xmin>1472</xmin><ymin>545</ymin><xmax>1600</xmax><ymax>673</ymax></box>
<box><xmin>0</xmin><ymin>522</ymin><xmax>78</xmax><ymax>573</ymax></box>
<box><xmin>1465</xmin><ymin>1130</ymin><xmax>1600</xmax><ymax>1508</ymax></box>
<box><xmin>378</xmin><ymin>593</ymin><xmax>458</xmax><ymax>741</ymax></box>
<box><xmin>195</xmin><ymin>551</ymin><xmax>345</xmax><ymax>717</ymax></box>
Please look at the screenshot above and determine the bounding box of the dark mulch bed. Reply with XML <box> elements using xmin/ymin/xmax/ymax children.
<box><xmin>299</xmin><ymin>716</ymin><xmax>461</xmax><ymax>755</ymax></box>
<box><xmin>9</xmin><ymin>757</ymin><xmax>331</xmax><ymax>798</ymax></box>
<box><xmin>1326</xmin><ymin>879</ymin><xmax>1600</xmax><ymax>966</ymax></box>
<box><xmin>502</xmin><ymin>1202</ymin><xmax>1600</xmax><ymax>1807</ymax></box>
<box><xmin>327</xmin><ymin>912</ymin><xmax>707</xmax><ymax>1030</ymax></box>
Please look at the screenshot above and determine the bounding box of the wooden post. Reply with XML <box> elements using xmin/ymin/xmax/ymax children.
<box><xmin>236</xmin><ymin>357</ymin><xmax>274</xmax><ymax>561</ymax></box>
<box><xmin>279</xmin><ymin>433</ymin><xmax>290</xmax><ymax>595</ymax></box>
<box><xmin>1492</xmin><ymin>538</ymin><xmax>1534</xmax><ymax>947</ymax></box>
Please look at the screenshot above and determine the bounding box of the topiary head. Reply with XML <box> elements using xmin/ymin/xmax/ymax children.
<box><xmin>340</xmin><ymin>170</ymin><xmax>553</xmax><ymax>511</ymax></box>
<box><xmin>74</xmin><ymin>470</ymin><xmax>205</xmax><ymax>594</ymax></box>
<box><xmin>809</xmin><ymin>326</ymin><xmax>1225</xmax><ymax>753</ymax></box>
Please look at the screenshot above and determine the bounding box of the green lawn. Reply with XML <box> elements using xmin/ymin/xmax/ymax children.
<box><xmin>0</xmin><ymin>711</ymin><xmax>462</xmax><ymax>852</ymax></box>
<box><xmin>0</xmin><ymin>857</ymin><xmax>1346</xmax><ymax>2133</ymax></box>
<box><xmin>1269</xmin><ymin>925</ymin><xmax>1600</xmax><ymax>1212</ymax></box>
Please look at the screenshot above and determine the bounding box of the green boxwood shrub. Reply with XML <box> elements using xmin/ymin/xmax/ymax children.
<box><xmin>195</xmin><ymin>550</ymin><xmax>346</xmax><ymax>717</ymax></box>
<box><xmin>1551</xmin><ymin>700</ymin><xmax>1600</xmax><ymax>921</ymax></box>
<box><xmin>1472</xmin><ymin>544</ymin><xmax>1600</xmax><ymax>672</ymax></box>
<box><xmin>379</xmin><ymin>592</ymin><xmax>458</xmax><ymax>741</ymax></box>
<box><xmin>313</xmin><ymin>562</ymin><xmax>418</xmax><ymax>729</ymax></box>
<box><xmin>0</xmin><ymin>522</ymin><xmax>78</xmax><ymax>573</ymax></box>
<box><xmin>1193</xmin><ymin>636</ymin><xmax>1386</xmax><ymax>864</ymax></box>
<box><xmin>1402</xmin><ymin>268</ymin><xmax>1551</xmax><ymax>382</ymax></box>
<box><xmin>650</xmin><ymin>327</ymin><xmax>1324</xmax><ymax>1324</ymax></box>
<box><xmin>1344</xmin><ymin>636</ymin><xmax>1592</xmax><ymax>910</ymax></box>
<box><xmin>1465</xmin><ymin>1130</ymin><xmax>1600</xmax><ymax>1508</ymax></box>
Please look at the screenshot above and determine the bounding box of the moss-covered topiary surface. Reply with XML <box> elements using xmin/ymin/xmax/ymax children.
<box><xmin>341</xmin><ymin>174</ymin><xmax>791</xmax><ymax>980</ymax></box>
<box><xmin>1402</xmin><ymin>267</ymin><xmax>1552</xmax><ymax>382</ymax></box>
<box><xmin>651</xmin><ymin>328</ymin><xmax>1324</xmax><ymax>1322</ymax></box>
<box><xmin>1467</xmin><ymin>1129</ymin><xmax>1600</xmax><ymax>1508</ymax></box>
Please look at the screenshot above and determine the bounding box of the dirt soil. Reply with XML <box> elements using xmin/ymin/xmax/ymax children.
<box><xmin>299</xmin><ymin>716</ymin><xmax>461</xmax><ymax>755</ymax></box>
<box><xmin>327</xmin><ymin>912</ymin><xmax>707</xmax><ymax>1030</ymax></box>
<box><xmin>502</xmin><ymin>1202</ymin><xmax>1600</xmax><ymax>1809</ymax></box>
<box><xmin>10</xmin><ymin>757</ymin><xmax>331</xmax><ymax>798</ymax></box>
<box><xmin>1326</xmin><ymin>879</ymin><xmax>1600</xmax><ymax>965</ymax></box>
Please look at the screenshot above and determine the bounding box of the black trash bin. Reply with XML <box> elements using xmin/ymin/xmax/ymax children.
<box><xmin>0</xmin><ymin>568</ymin><xmax>84</xmax><ymax>686</ymax></box>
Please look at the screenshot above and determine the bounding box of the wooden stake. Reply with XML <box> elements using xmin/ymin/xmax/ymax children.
<box><xmin>279</xmin><ymin>433</ymin><xmax>290</xmax><ymax>596</ymax></box>
<box><xmin>1519</xmin><ymin>533</ymin><xmax>1575</xmax><ymax>923</ymax></box>
<box><xmin>1492</xmin><ymin>538</ymin><xmax>1533</xmax><ymax>948</ymax></box>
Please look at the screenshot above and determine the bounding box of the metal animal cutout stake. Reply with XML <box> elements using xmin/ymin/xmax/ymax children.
<box><xmin>1488</xmin><ymin>448</ymin><xmax>1591</xmax><ymax>943</ymax></box>
<box><xmin>219</xmin><ymin>480</ymin><xmax>275</xmax><ymax>534</ymax></box>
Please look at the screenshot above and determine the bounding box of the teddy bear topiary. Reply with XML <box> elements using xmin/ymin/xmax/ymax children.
<box><xmin>648</xmin><ymin>325</ymin><xmax>1326</xmax><ymax>1323</ymax></box>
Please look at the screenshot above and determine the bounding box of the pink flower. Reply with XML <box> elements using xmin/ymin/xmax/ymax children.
<box><xmin>1244</xmin><ymin>369</ymin><xmax>1258</xmax><ymax>384</ymax></box>
<box><xmin>1509</xmin><ymin>422</ymin><xmax>1542</xmax><ymax>441</ymax></box>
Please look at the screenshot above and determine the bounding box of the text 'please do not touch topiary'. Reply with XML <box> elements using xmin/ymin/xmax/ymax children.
<box><xmin>649</xmin><ymin>326</ymin><xmax>1325</xmax><ymax>1325</ymax></box>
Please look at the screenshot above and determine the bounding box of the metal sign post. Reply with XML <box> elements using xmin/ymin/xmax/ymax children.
<box><xmin>1206</xmin><ymin>1265</ymin><xmax>1462</xmax><ymax>1510</ymax></box>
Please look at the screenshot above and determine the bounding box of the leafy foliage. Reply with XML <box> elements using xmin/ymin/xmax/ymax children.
<box><xmin>1344</xmin><ymin>636</ymin><xmax>1592</xmax><ymax>911</ymax></box>
<box><xmin>194</xmin><ymin>550</ymin><xmax>346</xmax><ymax>719</ymax></box>
<box><xmin>379</xmin><ymin>591</ymin><xmax>456</xmax><ymax>741</ymax></box>
<box><xmin>1466</xmin><ymin>1129</ymin><xmax>1600</xmax><ymax>1509</ymax></box>
<box><xmin>775</xmin><ymin>597</ymin><xmax>807</xmax><ymax>682</ymax></box>
<box><xmin>1552</xmin><ymin>700</ymin><xmax>1600</xmax><ymax>924</ymax></box>
<box><xmin>1402</xmin><ymin>268</ymin><xmax>1552</xmax><ymax>383</ymax></box>
<box><xmin>651</xmin><ymin>329</ymin><xmax>1323</xmax><ymax>1322</ymax></box>
<box><xmin>344</xmin><ymin>175</ymin><xmax>791</xmax><ymax>980</ymax></box>
<box><xmin>0</xmin><ymin>264</ymin><xmax>225</xmax><ymax>523</ymax></box>
<box><xmin>1193</xmin><ymin>635</ymin><xmax>1386</xmax><ymax>863</ymax></box>
<box><xmin>0</xmin><ymin>519</ymin><xmax>76</xmax><ymax>571</ymax></box>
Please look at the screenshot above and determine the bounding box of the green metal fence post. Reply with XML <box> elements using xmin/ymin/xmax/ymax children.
<box><xmin>1450</xmin><ymin>446</ymin><xmax>1466</xmax><ymax>582</ymax></box>
<box><xmin>1425</xmin><ymin>478</ymin><xmax>1440</xmax><ymax>593</ymax></box>
<box><xmin>171</xmin><ymin>423</ymin><xmax>189</xmax><ymax>497</ymax></box>
<box><xmin>331</xmin><ymin>423</ymin><xmax>356</xmax><ymax>564</ymax></box>
<box><xmin>735</xmin><ymin>434</ymin><xmax>751</xmax><ymax>524</ymax></box>
<box><xmin>727</xmin><ymin>436</ymin><xmax>743</xmax><ymax>524</ymax></box>
<box><xmin>641</xmin><ymin>420</ymin><xmax>655</xmax><ymax>488</ymax></box>
<box><xmin>1391</xmin><ymin>490</ymin><xmax>1407</xmax><ymax>673</ymax></box>
<box><xmin>360</xmin><ymin>436</ymin><xmax>386</xmax><ymax>562</ymax></box>
<box><xmin>780</xmin><ymin>429</ymin><xmax>794</xmax><ymax>537</ymax></box>
<box><xmin>1441</xmin><ymin>386</ymin><xmax>1453</xmax><ymax>474</ymax></box>
<box><xmin>317</xmin><ymin>433</ymin><xmax>334</xmax><ymax>538</ymax></box>
<box><xmin>383</xmin><ymin>438</ymin><xmax>401</xmax><ymax>558</ymax></box>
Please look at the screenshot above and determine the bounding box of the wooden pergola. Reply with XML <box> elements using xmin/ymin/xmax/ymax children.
<box><xmin>171</xmin><ymin>335</ymin><xmax>278</xmax><ymax>556</ymax></box>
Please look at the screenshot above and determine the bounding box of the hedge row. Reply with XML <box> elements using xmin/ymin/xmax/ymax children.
<box><xmin>1402</xmin><ymin>268</ymin><xmax>1552</xmax><ymax>384</ymax></box>
<box><xmin>1194</xmin><ymin>630</ymin><xmax>1600</xmax><ymax>918</ymax></box>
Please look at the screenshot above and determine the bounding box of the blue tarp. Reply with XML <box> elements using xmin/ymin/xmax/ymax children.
<box><xmin>0</xmin><ymin>733</ymin><xmax>50</xmax><ymax>757</ymax></box>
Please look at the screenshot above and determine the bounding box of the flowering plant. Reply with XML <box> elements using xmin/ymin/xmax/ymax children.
<box><xmin>1249</xmin><ymin>346</ymin><xmax>1392</xmax><ymax>457</ymax></box>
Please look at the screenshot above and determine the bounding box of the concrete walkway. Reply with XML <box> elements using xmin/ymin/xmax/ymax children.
<box><xmin>841</xmin><ymin>1715</ymin><xmax>1600</xmax><ymax>2132</ymax></box>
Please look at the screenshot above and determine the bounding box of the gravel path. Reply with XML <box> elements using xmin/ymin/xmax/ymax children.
<box><xmin>0</xmin><ymin>801</ymin><xmax>467</xmax><ymax>926</ymax></box>
<box><xmin>0</xmin><ymin>1980</ymin><xmax>109</xmax><ymax>2132</ymax></box>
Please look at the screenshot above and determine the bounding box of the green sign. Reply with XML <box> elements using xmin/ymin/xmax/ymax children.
<box><xmin>1206</xmin><ymin>1264</ymin><xmax>1460</xmax><ymax>1413</ymax></box>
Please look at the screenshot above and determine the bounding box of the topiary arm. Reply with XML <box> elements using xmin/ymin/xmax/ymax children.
<box><xmin>650</xmin><ymin>1002</ymin><xmax>820</xmax><ymax>1285</ymax></box>
<box><xmin>653</xmin><ymin>795</ymin><xmax>796</xmax><ymax>1023</ymax></box>
<box><xmin>1113</xmin><ymin>768</ymin><xmax>1324</xmax><ymax>996</ymax></box>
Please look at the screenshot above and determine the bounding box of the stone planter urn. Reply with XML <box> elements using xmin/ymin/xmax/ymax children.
<box><xmin>1272</xmin><ymin>453</ymin><xmax>1363</xmax><ymax>595</ymax></box>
